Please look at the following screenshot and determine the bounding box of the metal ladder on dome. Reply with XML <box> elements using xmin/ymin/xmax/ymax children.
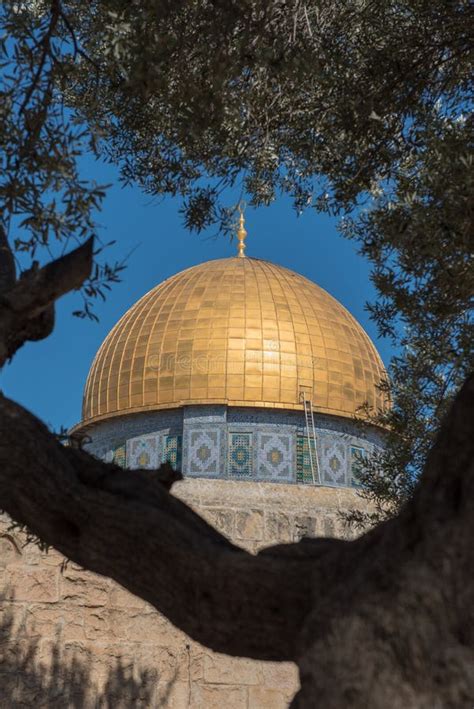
<box><xmin>302</xmin><ymin>392</ymin><xmax>321</xmax><ymax>485</ymax></box>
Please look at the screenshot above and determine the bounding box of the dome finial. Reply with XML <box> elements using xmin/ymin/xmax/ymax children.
<box><xmin>236</xmin><ymin>202</ymin><xmax>247</xmax><ymax>258</ymax></box>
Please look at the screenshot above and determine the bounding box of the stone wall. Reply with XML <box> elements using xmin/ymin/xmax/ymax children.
<box><xmin>0</xmin><ymin>479</ymin><xmax>367</xmax><ymax>707</ymax></box>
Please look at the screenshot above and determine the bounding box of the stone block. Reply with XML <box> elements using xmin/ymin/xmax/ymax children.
<box><xmin>5</xmin><ymin>567</ymin><xmax>59</xmax><ymax>603</ymax></box>
<box><xmin>203</xmin><ymin>652</ymin><xmax>259</xmax><ymax>685</ymax></box>
<box><xmin>108</xmin><ymin>607</ymin><xmax>178</xmax><ymax>645</ymax></box>
<box><xmin>264</xmin><ymin>511</ymin><xmax>292</xmax><ymax>543</ymax></box>
<box><xmin>201</xmin><ymin>508</ymin><xmax>235</xmax><ymax>538</ymax></box>
<box><xmin>20</xmin><ymin>542</ymin><xmax>64</xmax><ymax>568</ymax></box>
<box><xmin>157</xmin><ymin>680</ymin><xmax>189</xmax><ymax>708</ymax></box>
<box><xmin>83</xmin><ymin>608</ymin><xmax>110</xmax><ymax>640</ymax></box>
<box><xmin>258</xmin><ymin>661</ymin><xmax>299</xmax><ymax>690</ymax></box>
<box><xmin>191</xmin><ymin>683</ymin><xmax>247</xmax><ymax>709</ymax></box>
<box><xmin>188</xmin><ymin>645</ymin><xmax>206</xmax><ymax>682</ymax></box>
<box><xmin>235</xmin><ymin>510</ymin><xmax>264</xmax><ymax>541</ymax></box>
<box><xmin>293</xmin><ymin>515</ymin><xmax>317</xmax><ymax>541</ymax></box>
<box><xmin>248</xmin><ymin>686</ymin><xmax>291</xmax><ymax>708</ymax></box>
<box><xmin>0</xmin><ymin>604</ymin><xmax>26</xmax><ymax>641</ymax></box>
<box><xmin>108</xmin><ymin>582</ymin><xmax>150</xmax><ymax>610</ymax></box>
<box><xmin>0</xmin><ymin>534</ymin><xmax>21</xmax><ymax>568</ymax></box>
<box><xmin>25</xmin><ymin>604</ymin><xmax>73</xmax><ymax>639</ymax></box>
<box><xmin>60</xmin><ymin>567</ymin><xmax>110</xmax><ymax>606</ymax></box>
<box><xmin>323</xmin><ymin>516</ymin><xmax>336</xmax><ymax>537</ymax></box>
<box><xmin>83</xmin><ymin>641</ymin><xmax>182</xmax><ymax>688</ymax></box>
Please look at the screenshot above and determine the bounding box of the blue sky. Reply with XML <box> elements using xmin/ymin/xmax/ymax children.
<box><xmin>1</xmin><ymin>156</ymin><xmax>394</xmax><ymax>432</ymax></box>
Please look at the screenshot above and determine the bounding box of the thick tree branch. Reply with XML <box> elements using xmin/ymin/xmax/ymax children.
<box><xmin>0</xmin><ymin>394</ymin><xmax>320</xmax><ymax>661</ymax></box>
<box><xmin>292</xmin><ymin>373</ymin><xmax>474</xmax><ymax>707</ymax></box>
<box><xmin>0</xmin><ymin>237</ymin><xmax>93</xmax><ymax>365</ymax></box>
<box><xmin>0</xmin><ymin>225</ymin><xmax>16</xmax><ymax>295</ymax></box>
<box><xmin>0</xmin><ymin>374</ymin><xmax>472</xmax><ymax>700</ymax></box>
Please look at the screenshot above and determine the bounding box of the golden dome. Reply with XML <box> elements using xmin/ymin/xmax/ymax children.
<box><xmin>81</xmin><ymin>257</ymin><xmax>387</xmax><ymax>425</ymax></box>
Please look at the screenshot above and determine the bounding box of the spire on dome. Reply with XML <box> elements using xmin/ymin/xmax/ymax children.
<box><xmin>236</xmin><ymin>203</ymin><xmax>247</xmax><ymax>258</ymax></box>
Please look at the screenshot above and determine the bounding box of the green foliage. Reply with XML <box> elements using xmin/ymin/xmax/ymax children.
<box><xmin>0</xmin><ymin>0</ymin><xmax>121</xmax><ymax>316</ymax></box>
<box><xmin>70</xmin><ymin>0</ymin><xmax>472</xmax><ymax>224</ymax></box>
<box><xmin>344</xmin><ymin>115</ymin><xmax>473</xmax><ymax>523</ymax></box>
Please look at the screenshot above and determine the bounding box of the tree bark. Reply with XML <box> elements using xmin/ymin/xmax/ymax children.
<box><xmin>0</xmin><ymin>237</ymin><xmax>93</xmax><ymax>365</ymax></box>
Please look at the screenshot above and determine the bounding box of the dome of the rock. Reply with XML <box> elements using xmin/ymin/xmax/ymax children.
<box><xmin>75</xmin><ymin>215</ymin><xmax>387</xmax><ymax>489</ymax></box>
<box><xmin>82</xmin><ymin>256</ymin><xmax>386</xmax><ymax>426</ymax></box>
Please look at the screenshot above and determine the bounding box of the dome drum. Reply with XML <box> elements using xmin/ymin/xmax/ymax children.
<box><xmin>80</xmin><ymin>404</ymin><xmax>384</xmax><ymax>489</ymax></box>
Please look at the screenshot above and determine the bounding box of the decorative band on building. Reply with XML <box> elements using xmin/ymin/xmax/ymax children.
<box><xmin>95</xmin><ymin>406</ymin><xmax>381</xmax><ymax>489</ymax></box>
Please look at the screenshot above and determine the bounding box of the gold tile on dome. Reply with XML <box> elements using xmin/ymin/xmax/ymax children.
<box><xmin>263</xmin><ymin>338</ymin><xmax>279</xmax><ymax>351</ymax></box>
<box><xmin>262</xmin><ymin>318</ymin><xmax>278</xmax><ymax>328</ymax></box>
<box><xmin>208</xmin><ymin>388</ymin><xmax>226</xmax><ymax>398</ymax></box>
<box><xmin>187</xmin><ymin>391</ymin><xmax>206</xmax><ymax>404</ymax></box>
<box><xmin>144</xmin><ymin>379</ymin><xmax>157</xmax><ymax>393</ymax></box>
<box><xmin>228</xmin><ymin>351</ymin><xmax>245</xmax><ymax>365</ymax></box>
<box><xmin>245</xmin><ymin>388</ymin><xmax>262</xmax><ymax>400</ymax></box>
<box><xmin>263</xmin><ymin>362</ymin><xmax>280</xmax><ymax>375</ymax></box>
<box><xmin>229</xmin><ymin>318</ymin><xmax>245</xmax><ymax>330</ymax></box>
<box><xmin>130</xmin><ymin>382</ymin><xmax>142</xmax><ymax>396</ymax></box>
<box><xmin>312</xmin><ymin>368</ymin><xmax>328</xmax><ymax>383</ymax></box>
<box><xmin>81</xmin><ymin>256</ymin><xmax>387</xmax><ymax>424</ymax></box>
<box><xmin>280</xmin><ymin>364</ymin><xmax>298</xmax><ymax>381</ymax></box>
<box><xmin>263</xmin><ymin>388</ymin><xmax>280</xmax><ymax>401</ymax></box>
<box><xmin>246</xmin><ymin>348</ymin><xmax>263</xmax><ymax>360</ymax></box>
<box><xmin>298</xmin><ymin>367</ymin><xmax>314</xmax><ymax>384</ymax></box>
<box><xmin>245</xmin><ymin>373</ymin><xmax>263</xmax><ymax>387</ymax></box>
<box><xmin>244</xmin><ymin>339</ymin><xmax>261</xmax><ymax>351</ymax></box>
<box><xmin>280</xmin><ymin>355</ymin><xmax>297</xmax><ymax>370</ymax></box>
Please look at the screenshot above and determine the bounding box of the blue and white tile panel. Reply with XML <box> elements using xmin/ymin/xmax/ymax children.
<box><xmin>88</xmin><ymin>404</ymin><xmax>382</xmax><ymax>487</ymax></box>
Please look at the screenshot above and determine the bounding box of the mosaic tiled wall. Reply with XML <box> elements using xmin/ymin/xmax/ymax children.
<box><xmin>163</xmin><ymin>434</ymin><xmax>182</xmax><ymax>470</ymax></box>
<box><xmin>228</xmin><ymin>433</ymin><xmax>253</xmax><ymax>478</ymax></box>
<box><xmin>296</xmin><ymin>436</ymin><xmax>316</xmax><ymax>484</ymax></box>
<box><xmin>320</xmin><ymin>438</ymin><xmax>347</xmax><ymax>487</ymax></box>
<box><xmin>186</xmin><ymin>429</ymin><xmax>222</xmax><ymax>477</ymax></box>
<box><xmin>257</xmin><ymin>432</ymin><xmax>293</xmax><ymax>482</ymax></box>
<box><xmin>127</xmin><ymin>434</ymin><xmax>160</xmax><ymax>469</ymax></box>
<box><xmin>87</xmin><ymin>405</ymin><xmax>383</xmax><ymax>488</ymax></box>
<box><xmin>105</xmin><ymin>443</ymin><xmax>126</xmax><ymax>468</ymax></box>
<box><xmin>350</xmin><ymin>445</ymin><xmax>367</xmax><ymax>487</ymax></box>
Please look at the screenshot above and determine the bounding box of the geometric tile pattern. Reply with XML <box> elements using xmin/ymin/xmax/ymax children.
<box><xmin>228</xmin><ymin>433</ymin><xmax>253</xmax><ymax>478</ymax></box>
<box><xmin>257</xmin><ymin>432</ymin><xmax>292</xmax><ymax>481</ymax></box>
<box><xmin>321</xmin><ymin>438</ymin><xmax>346</xmax><ymax>486</ymax></box>
<box><xmin>350</xmin><ymin>445</ymin><xmax>366</xmax><ymax>487</ymax></box>
<box><xmin>127</xmin><ymin>434</ymin><xmax>160</xmax><ymax>470</ymax></box>
<box><xmin>104</xmin><ymin>443</ymin><xmax>127</xmax><ymax>468</ymax></box>
<box><xmin>112</xmin><ymin>443</ymin><xmax>126</xmax><ymax>468</ymax></box>
<box><xmin>187</xmin><ymin>429</ymin><xmax>221</xmax><ymax>476</ymax></box>
<box><xmin>296</xmin><ymin>436</ymin><xmax>317</xmax><ymax>484</ymax></box>
<box><xmin>162</xmin><ymin>434</ymin><xmax>182</xmax><ymax>471</ymax></box>
<box><xmin>93</xmin><ymin>404</ymin><xmax>381</xmax><ymax>487</ymax></box>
